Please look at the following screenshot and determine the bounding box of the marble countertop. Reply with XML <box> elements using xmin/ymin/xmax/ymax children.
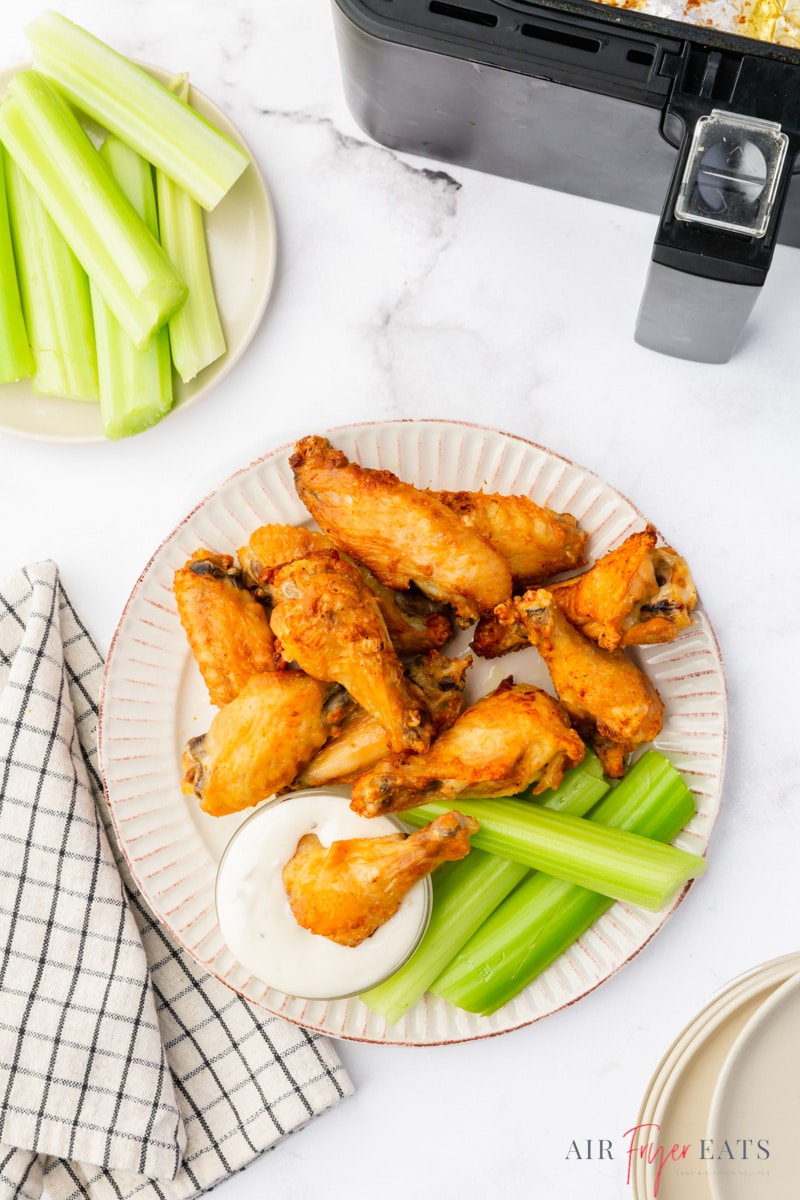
<box><xmin>1</xmin><ymin>3</ymin><xmax>798</xmax><ymax>1197</ymax></box>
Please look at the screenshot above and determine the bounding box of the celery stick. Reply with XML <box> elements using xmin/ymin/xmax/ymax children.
<box><xmin>0</xmin><ymin>150</ymin><xmax>32</xmax><ymax>383</ymax></box>
<box><xmin>26</xmin><ymin>11</ymin><xmax>249</xmax><ymax>211</ymax></box>
<box><xmin>156</xmin><ymin>76</ymin><xmax>226</xmax><ymax>383</ymax></box>
<box><xmin>91</xmin><ymin>137</ymin><xmax>173</xmax><ymax>439</ymax></box>
<box><xmin>432</xmin><ymin>751</ymin><xmax>698</xmax><ymax>1014</ymax></box>
<box><xmin>361</xmin><ymin>853</ymin><xmax>527</xmax><ymax>1026</ymax></box>
<box><xmin>399</xmin><ymin>780</ymin><xmax>704</xmax><ymax>911</ymax></box>
<box><xmin>4</xmin><ymin>153</ymin><xmax>98</xmax><ymax>400</ymax></box>
<box><xmin>361</xmin><ymin>752</ymin><xmax>611</xmax><ymax>1025</ymax></box>
<box><xmin>0</xmin><ymin>70</ymin><xmax>187</xmax><ymax>348</ymax></box>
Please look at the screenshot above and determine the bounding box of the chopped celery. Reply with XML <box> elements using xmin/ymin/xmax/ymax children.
<box><xmin>0</xmin><ymin>70</ymin><xmax>187</xmax><ymax>348</ymax></box>
<box><xmin>4</xmin><ymin>152</ymin><xmax>98</xmax><ymax>400</ymax></box>
<box><xmin>91</xmin><ymin>136</ymin><xmax>173</xmax><ymax>439</ymax></box>
<box><xmin>432</xmin><ymin>751</ymin><xmax>698</xmax><ymax>1014</ymax></box>
<box><xmin>399</xmin><ymin>777</ymin><xmax>704</xmax><ymax>911</ymax></box>
<box><xmin>27</xmin><ymin>11</ymin><xmax>249</xmax><ymax>211</ymax></box>
<box><xmin>0</xmin><ymin>150</ymin><xmax>32</xmax><ymax>383</ymax></box>
<box><xmin>360</xmin><ymin>752</ymin><xmax>611</xmax><ymax>1026</ymax></box>
<box><xmin>156</xmin><ymin>76</ymin><xmax>226</xmax><ymax>383</ymax></box>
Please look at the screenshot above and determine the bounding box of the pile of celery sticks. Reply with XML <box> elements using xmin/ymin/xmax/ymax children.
<box><xmin>362</xmin><ymin>749</ymin><xmax>706</xmax><ymax>1023</ymax></box>
<box><xmin>0</xmin><ymin>11</ymin><xmax>250</xmax><ymax>438</ymax></box>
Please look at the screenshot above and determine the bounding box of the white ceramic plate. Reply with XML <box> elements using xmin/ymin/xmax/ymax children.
<box><xmin>0</xmin><ymin>62</ymin><xmax>277</xmax><ymax>444</ymax></box>
<box><xmin>632</xmin><ymin>953</ymin><xmax>800</xmax><ymax>1199</ymax></box>
<box><xmin>98</xmin><ymin>420</ymin><xmax>727</xmax><ymax>1045</ymax></box>
<box><xmin>706</xmin><ymin>970</ymin><xmax>800</xmax><ymax>1200</ymax></box>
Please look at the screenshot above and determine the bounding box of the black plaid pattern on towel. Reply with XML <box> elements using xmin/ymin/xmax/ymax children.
<box><xmin>0</xmin><ymin>563</ymin><xmax>352</xmax><ymax>1200</ymax></box>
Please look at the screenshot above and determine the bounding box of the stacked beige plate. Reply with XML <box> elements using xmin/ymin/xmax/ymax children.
<box><xmin>632</xmin><ymin>952</ymin><xmax>800</xmax><ymax>1199</ymax></box>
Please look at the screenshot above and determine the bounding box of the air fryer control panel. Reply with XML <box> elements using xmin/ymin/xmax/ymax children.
<box><xmin>333</xmin><ymin>0</ymin><xmax>800</xmax><ymax>360</ymax></box>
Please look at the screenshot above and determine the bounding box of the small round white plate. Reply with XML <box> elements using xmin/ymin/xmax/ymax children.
<box><xmin>98</xmin><ymin>420</ymin><xmax>727</xmax><ymax>1044</ymax></box>
<box><xmin>632</xmin><ymin>953</ymin><xmax>800</xmax><ymax>1199</ymax></box>
<box><xmin>0</xmin><ymin>62</ymin><xmax>277</xmax><ymax>443</ymax></box>
<box><xmin>706</xmin><ymin>970</ymin><xmax>800</xmax><ymax>1200</ymax></box>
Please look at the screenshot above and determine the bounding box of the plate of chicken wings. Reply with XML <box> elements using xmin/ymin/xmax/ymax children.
<box><xmin>98</xmin><ymin>420</ymin><xmax>727</xmax><ymax>1044</ymax></box>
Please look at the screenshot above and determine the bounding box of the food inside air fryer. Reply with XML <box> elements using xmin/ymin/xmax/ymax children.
<box><xmin>595</xmin><ymin>0</ymin><xmax>800</xmax><ymax>49</ymax></box>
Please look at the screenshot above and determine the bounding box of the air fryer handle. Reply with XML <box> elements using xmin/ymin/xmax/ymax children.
<box><xmin>635</xmin><ymin>104</ymin><xmax>796</xmax><ymax>363</ymax></box>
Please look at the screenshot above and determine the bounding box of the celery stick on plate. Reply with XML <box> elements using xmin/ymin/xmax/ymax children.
<box><xmin>0</xmin><ymin>70</ymin><xmax>187</xmax><ymax>348</ymax></box>
<box><xmin>27</xmin><ymin>10</ymin><xmax>249</xmax><ymax>210</ymax></box>
<box><xmin>4</xmin><ymin>152</ymin><xmax>97</xmax><ymax>400</ymax></box>
<box><xmin>0</xmin><ymin>149</ymin><xmax>31</xmax><ymax>384</ymax></box>
<box><xmin>361</xmin><ymin>751</ymin><xmax>611</xmax><ymax>1026</ymax></box>
<box><xmin>432</xmin><ymin>751</ymin><xmax>700</xmax><ymax>1015</ymax></box>
<box><xmin>401</xmin><ymin>763</ymin><xmax>705</xmax><ymax>910</ymax></box>
<box><xmin>156</xmin><ymin>75</ymin><xmax>226</xmax><ymax>383</ymax></box>
<box><xmin>92</xmin><ymin>136</ymin><xmax>173</xmax><ymax>439</ymax></box>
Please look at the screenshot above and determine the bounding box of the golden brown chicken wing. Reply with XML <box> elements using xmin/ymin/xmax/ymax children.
<box><xmin>268</xmin><ymin>550</ymin><xmax>433</xmax><ymax>754</ymax></box>
<box><xmin>357</xmin><ymin>575</ymin><xmax>454</xmax><ymax>655</ymax></box>
<box><xmin>549</xmin><ymin>525</ymin><xmax>697</xmax><ymax>650</ymax></box>
<box><xmin>499</xmin><ymin>589</ymin><xmax>664</xmax><ymax>777</ymax></box>
<box><xmin>471</xmin><ymin>526</ymin><xmax>697</xmax><ymax>659</ymax></box>
<box><xmin>297</xmin><ymin>650</ymin><xmax>472</xmax><ymax>788</ymax></box>
<box><xmin>282</xmin><ymin>809</ymin><xmax>479</xmax><ymax>947</ymax></box>
<box><xmin>470</xmin><ymin>607</ymin><xmax>530</xmax><ymax>660</ymax></box>
<box><xmin>350</xmin><ymin>678</ymin><xmax>585</xmax><ymax>818</ymax></box>
<box><xmin>239</xmin><ymin>522</ymin><xmax>454</xmax><ymax>654</ymax></box>
<box><xmin>290</xmin><ymin>436</ymin><xmax>512</xmax><ymax>627</ymax></box>
<box><xmin>433</xmin><ymin>489</ymin><xmax>588</xmax><ymax>585</ymax></box>
<box><xmin>181</xmin><ymin>670</ymin><xmax>330</xmax><ymax>817</ymax></box>
<box><xmin>173</xmin><ymin>550</ymin><xmax>276</xmax><ymax>708</ymax></box>
<box><xmin>237</xmin><ymin>524</ymin><xmax>330</xmax><ymax>588</ymax></box>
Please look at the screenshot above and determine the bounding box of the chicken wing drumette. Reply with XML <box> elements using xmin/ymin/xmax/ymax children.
<box><xmin>297</xmin><ymin>650</ymin><xmax>472</xmax><ymax>788</ymax></box>
<box><xmin>268</xmin><ymin>550</ymin><xmax>433</xmax><ymax>754</ymax></box>
<box><xmin>497</xmin><ymin>588</ymin><xmax>665</xmax><ymax>777</ymax></box>
<box><xmin>173</xmin><ymin>549</ymin><xmax>276</xmax><ymax>707</ymax></box>
<box><xmin>290</xmin><ymin>435</ymin><xmax>512</xmax><ymax>627</ymax></box>
<box><xmin>181</xmin><ymin>669</ymin><xmax>334</xmax><ymax>817</ymax></box>
<box><xmin>350</xmin><ymin>678</ymin><xmax>585</xmax><ymax>818</ymax></box>
<box><xmin>548</xmin><ymin>525</ymin><xmax>697</xmax><ymax>650</ymax></box>
<box><xmin>239</xmin><ymin>522</ymin><xmax>453</xmax><ymax>654</ymax></box>
<box><xmin>433</xmin><ymin>489</ymin><xmax>588</xmax><ymax>586</ymax></box>
<box><xmin>282</xmin><ymin>809</ymin><xmax>479</xmax><ymax>947</ymax></box>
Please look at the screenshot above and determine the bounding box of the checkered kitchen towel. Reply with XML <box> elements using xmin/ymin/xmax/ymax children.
<box><xmin>0</xmin><ymin>563</ymin><xmax>353</xmax><ymax>1200</ymax></box>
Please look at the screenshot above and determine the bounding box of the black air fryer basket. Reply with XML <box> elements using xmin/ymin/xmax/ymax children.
<box><xmin>332</xmin><ymin>0</ymin><xmax>800</xmax><ymax>361</ymax></box>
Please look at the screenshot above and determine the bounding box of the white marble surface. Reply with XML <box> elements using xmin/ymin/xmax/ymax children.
<box><xmin>1</xmin><ymin>3</ymin><xmax>799</xmax><ymax>1198</ymax></box>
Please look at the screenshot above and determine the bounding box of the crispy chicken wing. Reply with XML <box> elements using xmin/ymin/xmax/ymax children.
<box><xmin>238</xmin><ymin>524</ymin><xmax>329</xmax><ymax>589</ymax></box>
<box><xmin>549</xmin><ymin>525</ymin><xmax>697</xmax><ymax>650</ymax></box>
<box><xmin>181</xmin><ymin>670</ymin><xmax>330</xmax><ymax>817</ymax></box>
<box><xmin>471</xmin><ymin>526</ymin><xmax>697</xmax><ymax>659</ymax></box>
<box><xmin>173</xmin><ymin>550</ymin><xmax>276</xmax><ymax>708</ymax></box>
<box><xmin>268</xmin><ymin>551</ymin><xmax>433</xmax><ymax>754</ymax></box>
<box><xmin>290</xmin><ymin>435</ymin><xmax>512</xmax><ymax>627</ymax></box>
<box><xmin>350</xmin><ymin>678</ymin><xmax>585</xmax><ymax>817</ymax></box>
<box><xmin>239</xmin><ymin>522</ymin><xmax>454</xmax><ymax>654</ymax></box>
<box><xmin>282</xmin><ymin>809</ymin><xmax>479</xmax><ymax>947</ymax></box>
<box><xmin>359</xmin><ymin>575</ymin><xmax>454</xmax><ymax>655</ymax></box>
<box><xmin>297</xmin><ymin>650</ymin><xmax>472</xmax><ymax>788</ymax></box>
<box><xmin>499</xmin><ymin>588</ymin><xmax>664</xmax><ymax>777</ymax></box>
<box><xmin>433</xmin><ymin>489</ymin><xmax>588</xmax><ymax>585</ymax></box>
<box><xmin>471</xmin><ymin>606</ymin><xmax>531</xmax><ymax>660</ymax></box>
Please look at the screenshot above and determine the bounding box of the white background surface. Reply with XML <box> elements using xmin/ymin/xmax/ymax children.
<box><xmin>1</xmin><ymin>3</ymin><xmax>798</xmax><ymax>1198</ymax></box>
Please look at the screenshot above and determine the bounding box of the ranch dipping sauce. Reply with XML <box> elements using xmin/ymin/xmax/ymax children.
<box><xmin>215</xmin><ymin>789</ymin><xmax>432</xmax><ymax>1000</ymax></box>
